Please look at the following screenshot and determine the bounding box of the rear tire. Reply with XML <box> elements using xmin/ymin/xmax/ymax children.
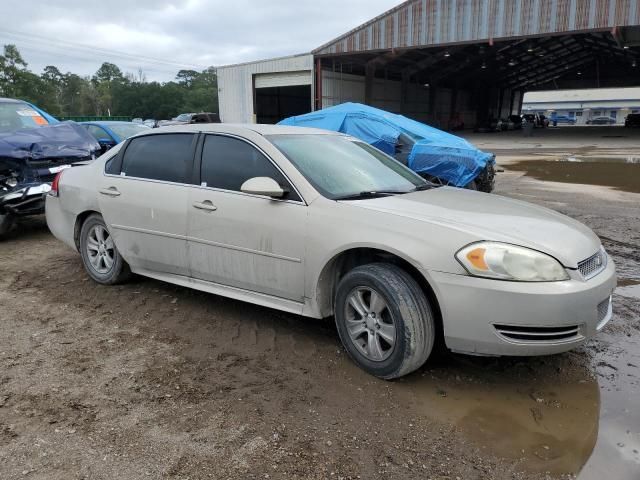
<box><xmin>0</xmin><ymin>212</ymin><xmax>14</xmax><ymax>237</ymax></box>
<box><xmin>334</xmin><ymin>263</ymin><xmax>435</xmax><ymax>379</ymax></box>
<box><xmin>79</xmin><ymin>213</ymin><xmax>130</xmax><ymax>284</ymax></box>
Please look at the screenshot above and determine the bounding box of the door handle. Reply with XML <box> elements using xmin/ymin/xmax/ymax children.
<box><xmin>99</xmin><ymin>187</ymin><xmax>121</xmax><ymax>197</ymax></box>
<box><xmin>192</xmin><ymin>200</ymin><xmax>217</xmax><ymax>212</ymax></box>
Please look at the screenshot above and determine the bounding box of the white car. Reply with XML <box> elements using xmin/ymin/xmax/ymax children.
<box><xmin>45</xmin><ymin>124</ymin><xmax>616</xmax><ymax>379</ymax></box>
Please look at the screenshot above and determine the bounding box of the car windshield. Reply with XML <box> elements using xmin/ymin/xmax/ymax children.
<box><xmin>268</xmin><ymin>134</ymin><xmax>429</xmax><ymax>200</ymax></box>
<box><xmin>175</xmin><ymin>114</ymin><xmax>192</xmax><ymax>122</ymax></box>
<box><xmin>108</xmin><ymin>123</ymin><xmax>150</xmax><ymax>140</ymax></box>
<box><xmin>0</xmin><ymin>102</ymin><xmax>49</xmax><ymax>132</ymax></box>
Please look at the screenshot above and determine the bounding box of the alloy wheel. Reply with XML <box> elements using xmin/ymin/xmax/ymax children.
<box><xmin>344</xmin><ymin>287</ymin><xmax>396</xmax><ymax>361</ymax></box>
<box><xmin>86</xmin><ymin>224</ymin><xmax>115</xmax><ymax>274</ymax></box>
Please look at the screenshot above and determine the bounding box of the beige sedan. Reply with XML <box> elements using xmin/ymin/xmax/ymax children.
<box><xmin>45</xmin><ymin>124</ymin><xmax>615</xmax><ymax>379</ymax></box>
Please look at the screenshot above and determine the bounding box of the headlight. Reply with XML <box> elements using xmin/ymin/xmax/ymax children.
<box><xmin>456</xmin><ymin>242</ymin><xmax>569</xmax><ymax>282</ymax></box>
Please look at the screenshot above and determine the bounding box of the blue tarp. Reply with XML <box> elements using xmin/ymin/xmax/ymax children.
<box><xmin>0</xmin><ymin>121</ymin><xmax>100</xmax><ymax>161</ymax></box>
<box><xmin>278</xmin><ymin>102</ymin><xmax>494</xmax><ymax>187</ymax></box>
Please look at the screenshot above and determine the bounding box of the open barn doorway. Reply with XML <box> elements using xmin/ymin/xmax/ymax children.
<box><xmin>254</xmin><ymin>84</ymin><xmax>312</xmax><ymax>124</ymax></box>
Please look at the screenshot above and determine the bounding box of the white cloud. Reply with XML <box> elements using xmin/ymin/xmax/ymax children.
<box><xmin>0</xmin><ymin>0</ymin><xmax>399</xmax><ymax>81</ymax></box>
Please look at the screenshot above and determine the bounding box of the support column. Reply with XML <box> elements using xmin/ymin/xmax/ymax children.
<box><xmin>315</xmin><ymin>57</ymin><xmax>323</xmax><ymax>110</ymax></box>
<box><xmin>509</xmin><ymin>89</ymin><xmax>516</xmax><ymax>115</ymax></box>
<box><xmin>428</xmin><ymin>84</ymin><xmax>438</xmax><ymax>125</ymax></box>
<box><xmin>497</xmin><ymin>88</ymin><xmax>504</xmax><ymax>119</ymax></box>
<box><xmin>365</xmin><ymin>63</ymin><xmax>375</xmax><ymax>105</ymax></box>
<box><xmin>400</xmin><ymin>71</ymin><xmax>410</xmax><ymax>115</ymax></box>
<box><xmin>450</xmin><ymin>87</ymin><xmax>458</xmax><ymax>117</ymax></box>
<box><xmin>516</xmin><ymin>89</ymin><xmax>524</xmax><ymax>114</ymax></box>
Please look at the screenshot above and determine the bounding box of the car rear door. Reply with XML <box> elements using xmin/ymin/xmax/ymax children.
<box><xmin>98</xmin><ymin>133</ymin><xmax>197</xmax><ymax>276</ymax></box>
<box><xmin>186</xmin><ymin>133</ymin><xmax>307</xmax><ymax>302</ymax></box>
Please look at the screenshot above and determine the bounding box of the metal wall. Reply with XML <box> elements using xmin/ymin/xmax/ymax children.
<box><xmin>314</xmin><ymin>0</ymin><xmax>640</xmax><ymax>55</ymax></box>
<box><xmin>321</xmin><ymin>71</ymin><xmax>433</xmax><ymax>120</ymax></box>
<box><xmin>217</xmin><ymin>54</ymin><xmax>314</xmax><ymax>123</ymax></box>
<box><xmin>321</xmin><ymin>70</ymin><xmax>486</xmax><ymax>127</ymax></box>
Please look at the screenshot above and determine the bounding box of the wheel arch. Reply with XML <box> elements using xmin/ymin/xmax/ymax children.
<box><xmin>314</xmin><ymin>246</ymin><xmax>443</xmax><ymax>335</ymax></box>
<box><xmin>73</xmin><ymin>210</ymin><xmax>101</xmax><ymax>251</ymax></box>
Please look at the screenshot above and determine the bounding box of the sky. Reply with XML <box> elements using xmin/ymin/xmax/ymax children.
<box><xmin>0</xmin><ymin>0</ymin><xmax>400</xmax><ymax>82</ymax></box>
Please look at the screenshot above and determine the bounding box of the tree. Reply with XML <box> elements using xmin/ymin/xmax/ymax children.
<box><xmin>183</xmin><ymin>66</ymin><xmax>218</xmax><ymax>113</ymax></box>
<box><xmin>40</xmin><ymin>66</ymin><xmax>65</xmax><ymax>114</ymax></box>
<box><xmin>92</xmin><ymin>62</ymin><xmax>127</xmax><ymax>115</ymax></box>
<box><xmin>60</xmin><ymin>73</ymin><xmax>89</xmax><ymax>116</ymax></box>
<box><xmin>42</xmin><ymin>65</ymin><xmax>63</xmax><ymax>85</ymax></box>
<box><xmin>93</xmin><ymin>62</ymin><xmax>124</xmax><ymax>84</ymax></box>
<box><xmin>176</xmin><ymin>69</ymin><xmax>199</xmax><ymax>88</ymax></box>
<box><xmin>0</xmin><ymin>44</ymin><xmax>28</xmax><ymax>97</ymax></box>
<box><xmin>0</xmin><ymin>44</ymin><xmax>219</xmax><ymax>119</ymax></box>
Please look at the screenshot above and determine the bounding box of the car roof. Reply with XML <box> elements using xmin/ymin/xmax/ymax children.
<box><xmin>80</xmin><ymin>121</ymin><xmax>144</xmax><ymax>126</ymax></box>
<box><xmin>145</xmin><ymin>123</ymin><xmax>340</xmax><ymax>136</ymax></box>
<box><xmin>0</xmin><ymin>97</ymin><xmax>27</xmax><ymax>104</ymax></box>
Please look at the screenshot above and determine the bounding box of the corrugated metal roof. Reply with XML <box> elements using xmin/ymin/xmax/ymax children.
<box><xmin>313</xmin><ymin>0</ymin><xmax>640</xmax><ymax>55</ymax></box>
<box><xmin>524</xmin><ymin>87</ymin><xmax>640</xmax><ymax>103</ymax></box>
<box><xmin>217</xmin><ymin>53</ymin><xmax>312</xmax><ymax>70</ymax></box>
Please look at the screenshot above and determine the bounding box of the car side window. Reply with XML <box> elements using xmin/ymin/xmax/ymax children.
<box><xmin>87</xmin><ymin>125</ymin><xmax>109</xmax><ymax>140</ymax></box>
<box><xmin>121</xmin><ymin>134</ymin><xmax>194</xmax><ymax>183</ymax></box>
<box><xmin>200</xmin><ymin>135</ymin><xmax>301</xmax><ymax>202</ymax></box>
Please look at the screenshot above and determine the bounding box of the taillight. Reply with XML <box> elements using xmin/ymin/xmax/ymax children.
<box><xmin>50</xmin><ymin>171</ymin><xmax>64</xmax><ymax>197</ymax></box>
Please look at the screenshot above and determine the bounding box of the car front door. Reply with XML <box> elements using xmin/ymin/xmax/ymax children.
<box><xmin>98</xmin><ymin>133</ymin><xmax>197</xmax><ymax>276</ymax></box>
<box><xmin>186</xmin><ymin>133</ymin><xmax>307</xmax><ymax>302</ymax></box>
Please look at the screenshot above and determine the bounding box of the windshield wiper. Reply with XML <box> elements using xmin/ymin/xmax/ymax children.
<box><xmin>334</xmin><ymin>190</ymin><xmax>406</xmax><ymax>201</ymax></box>
<box><xmin>412</xmin><ymin>182</ymin><xmax>440</xmax><ymax>192</ymax></box>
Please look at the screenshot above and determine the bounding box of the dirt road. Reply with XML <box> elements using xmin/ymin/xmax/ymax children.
<box><xmin>1</xmin><ymin>168</ymin><xmax>638</xmax><ymax>479</ymax></box>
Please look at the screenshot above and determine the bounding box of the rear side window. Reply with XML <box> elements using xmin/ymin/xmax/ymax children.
<box><xmin>122</xmin><ymin>134</ymin><xmax>194</xmax><ymax>183</ymax></box>
<box><xmin>86</xmin><ymin>125</ymin><xmax>109</xmax><ymax>140</ymax></box>
<box><xmin>200</xmin><ymin>135</ymin><xmax>300</xmax><ymax>201</ymax></box>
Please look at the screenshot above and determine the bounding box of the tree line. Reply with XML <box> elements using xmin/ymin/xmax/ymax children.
<box><xmin>0</xmin><ymin>44</ymin><xmax>218</xmax><ymax>120</ymax></box>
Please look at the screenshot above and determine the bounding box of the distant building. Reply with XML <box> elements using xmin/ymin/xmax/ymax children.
<box><xmin>522</xmin><ymin>88</ymin><xmax>640</xmax><ymax>125</ymax></box>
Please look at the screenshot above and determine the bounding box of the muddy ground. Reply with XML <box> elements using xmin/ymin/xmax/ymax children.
<box><xmin>1</xmin><ymin>144</ymin><xmax>639</xmax><ymax>479</ymax></box>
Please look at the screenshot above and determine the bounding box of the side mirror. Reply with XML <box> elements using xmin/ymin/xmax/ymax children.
<box><xmin>240</xmin><ymin>177</ymin><xmax>285</xmax><ymax>198</ymax></box>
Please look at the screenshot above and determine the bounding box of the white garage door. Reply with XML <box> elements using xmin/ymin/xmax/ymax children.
<box><xmin>254</xmin><ymin>70</ymin><xmax>312</xmax><ymax>89</ymax></box>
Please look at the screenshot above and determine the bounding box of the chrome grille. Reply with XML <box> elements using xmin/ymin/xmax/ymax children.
<box><xmin>494</xmin><ymin>324</ymin><xmax>581</xmax><ymax>343</ymax></box>
<box><xmin>578</xmin><ymin>249</ymin><xmax>607</xmax><ymax>280</ymax></box>
<box><xmin>597</xmin><ymin>297</ymin><xmax>610</xmax><ymax>322</ymax></box>
<box><xmin>597</xmin><ymin>296</ymin><xmax>612</xmax><ymax>330</ymax></box>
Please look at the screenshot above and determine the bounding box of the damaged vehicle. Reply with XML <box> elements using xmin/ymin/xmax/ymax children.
<box><xmin>0</xmin><ymin>98</ymin><xmax>100</xmax><ymax>236</ymax></box>
<box><xmin>279</xmin><ymin>103</ymin><xmax>496</xmax><ymax>192</ymax></box>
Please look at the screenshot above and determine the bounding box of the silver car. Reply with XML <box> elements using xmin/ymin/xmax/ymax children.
<box><xmin>45</xmin><ymin>124</ymin><xmax>616</xmax><ymax>379</ymax></box>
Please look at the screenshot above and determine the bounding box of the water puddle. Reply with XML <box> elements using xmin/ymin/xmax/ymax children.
<box><xmin>616</xmin><ymin>279</ymin><xmax>640</xmax><ymax>300</ymax></box>
<box><xmin>396</xmin><ymin>354</ymin><xmax>600</xmax><ymax>475</ymax></box>
<box><xmin>507</xmin><ymin>157</ymin><xmax>640</xmax><ymax>193</ymax></box>
<box><xmin>578</xmin><ymin>333</ymin><xmax>640</xmax><ymax>480</ymax></box>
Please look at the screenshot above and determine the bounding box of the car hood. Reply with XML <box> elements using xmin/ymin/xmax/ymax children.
<box><xmin>0</xmin><ymin>121</ymin><xmax>100</xmax><ymax>161</ymax></box>
<box><xmin>346</xmin><ymin>187</ymin><xmax>600</xmax><ymax>268</ymax></box>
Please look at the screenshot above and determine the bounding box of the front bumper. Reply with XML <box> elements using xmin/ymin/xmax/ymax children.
<box><xmin>427</xmin><ymin>258</ymin><xmax>616</xmax><ymax>356</ymax></box>
<box><xmin>0</xmin><ymin>183</ymin><xmax>51</xmax><ymax>216</ymax></box>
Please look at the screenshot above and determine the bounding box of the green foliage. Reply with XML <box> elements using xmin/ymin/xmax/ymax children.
<box><xmin>0</xmin><ymin>44</ymin><xmax>218</xmax><ymax>120</ymax></box>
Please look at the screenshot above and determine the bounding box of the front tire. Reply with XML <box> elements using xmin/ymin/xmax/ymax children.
<box><xmin>335</xmin><ymin>263</ymin><xmax>435</xmax><ymax>379</ymax></box>
<box><xmin>79</xmin><ymin>213</ymin><xmax>130</xmax><ymax>284</ymax></box>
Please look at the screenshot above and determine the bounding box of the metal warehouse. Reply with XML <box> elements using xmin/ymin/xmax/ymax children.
<box><xmin>218</xmin><ymin>0</ymin><xmax>640</xmax><ymax>128</ymax></box>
